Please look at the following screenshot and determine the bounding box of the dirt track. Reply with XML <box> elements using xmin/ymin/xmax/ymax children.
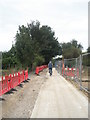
<box><xmin>0</xmin><ymin>69</ymin><xmax>47</xmax><ymax>118</ymax></box>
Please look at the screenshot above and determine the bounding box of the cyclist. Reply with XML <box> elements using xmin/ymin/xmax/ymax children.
<box><xmin>48</xmin><ymin>61</ymin><xmax>53</xmax><ymax>76</ymax></box>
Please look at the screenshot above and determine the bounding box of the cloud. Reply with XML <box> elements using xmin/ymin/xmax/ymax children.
<box><xmin>0</xmin><ymin>0</ymin><xmax>88</xmax><ymax>51</ymax></box>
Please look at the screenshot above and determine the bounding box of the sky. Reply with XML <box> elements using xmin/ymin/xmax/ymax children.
<box><xmin>0</xmin><ymin>0</ymin><xmax>89</xmax><ymax>52</ymax></box>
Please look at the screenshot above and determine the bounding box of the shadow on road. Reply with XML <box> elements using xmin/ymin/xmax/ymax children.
<box><xmin>5</xmin><ymin>88</ymin><xmax>17</xmax><ymax>95</ymax></box>
<box><xmin>0</xmin><ymin>97</ymin><xmax>5</xmax><ymax>101</ymax></box>
<box><xmin>18</xmin><ymin>84</ymin><xmax>23</xmax><ymax>88</ymax></box>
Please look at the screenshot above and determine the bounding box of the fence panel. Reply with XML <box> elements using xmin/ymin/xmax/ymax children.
<box><xmin>55</xmin><ymin>53</ymin><xmax>90</xmax><ymax>93</ymax></box>
<box><xmin>81</xmin><ymin>53</ymin><xmax>90</xmax><ymax>91</ymax></box>
<box><xmin>0</xmin><ymin>69</ymin><xmax>28</xmax><ymax>96</ymax></box>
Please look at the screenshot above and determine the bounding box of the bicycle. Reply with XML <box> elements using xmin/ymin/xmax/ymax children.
<box><xmin>49</xmin><ymin>68</ymin><xmax>52</xmax><ymax>76</ymax></box>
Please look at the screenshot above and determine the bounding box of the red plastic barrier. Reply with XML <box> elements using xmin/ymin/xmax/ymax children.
<box><xmin>35</xmin><ymin>65</ymin><xmax>48</xmax><ymax>75</ymax></box>
<box><xmin>25</xmin><ymin>70</ymin><xmax>28</xmax><ymax>80</ymax></box>
<box><xmin>0</xmin><ymin>80</ymin><xmax>2</xmax><ymax>96</ymax></box>
<box><xmin>0</xmin><ymin>75</ymin><xmax>11</xmax><ymax>96</ymax></box>
<box><xmin>2</xmin><ymin>76</ymin><xmax>9</xmax><ymax>95</ymax></box>
<box><xmin>35</xmin><ymin>67</ymin><xmax>39</xmax><ymax>75</ymax></box>
<box><xmin>0</xmin><ymin>70</ymin><xmax>28</xmax><ymax>96</ymax></box>
<box><xmin>18</xmin><ymin>72</ymin><xmax>21</xmax><ymax>85</ymax></box>
<box><xmin>11</xmin><ymin>73</ymin><xmax>19</xmax><ymax>88</ymax></box>
<box><xmin>20</xmin><ymin>71</ymin><xmax>25</xmax><ymax>82</ymax></box>
<box><xmin>64</xmin><ymin>68</ymin><xmax>75</xmax><ymax>77</ymax></box>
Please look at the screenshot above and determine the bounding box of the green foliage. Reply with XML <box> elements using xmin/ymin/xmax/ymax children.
<box><xmin>82</xmin><ymin>54</ymin><xmax>90</xmax><ymax>66</ymax></box>
<box><xmin>87</xmin><ymin>47</ymin><xmax>90</xmax><ymax>52</ymax></box>
<box><xmin>61</xmin><ymin>39</ymin><xmax>83</xmax><ymax>59</ymax></box>
<box><xmin>15</xmin><ymin>25</ymin><xmax>34</xmax><ymax>68</ymax></box>
<box><xmin>33</xmin><ymin>54</ymin><xmax>45</xmax><ymax>68</ymax></box>
<box><xmin>39</xmin><ymin>26</ymin><xmax>61</xmax><ymax>63</ymax></box>
<box><xmin>2</xmin><ymin>46</ymin><xmax>19</xmax><ymax>69</ymax></box>
<box><xmin>15</xmin><ymin>21</ymin><xmax>61</xmax><ymax>68</ymax></box>
<box><xmin>3</xmin><ymin>21</ymin><xmax>85</xmax><ymax>70</ymax></box>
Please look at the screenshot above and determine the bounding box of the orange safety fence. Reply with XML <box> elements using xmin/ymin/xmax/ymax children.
<box><xmin>63</xmin><ymin>67</ymin><xmax>79</xmax><ymax>77</ymax></box>
<box><xmin>35</xmin><ymin>65</ymin><xmax>48</xmax><ymax>75</ymax></box>
<box><xmin>0</xmin><ymin>70</ymin><xmax>28</xmax><ymax>96</ymax></box>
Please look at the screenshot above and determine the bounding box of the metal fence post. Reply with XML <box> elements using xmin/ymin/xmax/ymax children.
<box><xmin>80</xmin><ymin>55</ymin><xmax>82</xmax><ymax>90</ymax></box>
<box><xmin>75</xmin><ymin>58</ymin><xmax>77</xmax><ymax>81</ymax></box>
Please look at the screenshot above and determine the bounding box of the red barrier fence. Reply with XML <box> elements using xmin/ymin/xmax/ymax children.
<box><xmin>35</xmin><ymin>65</ymin><xmax>48</xmax><ymax>75</ymax></box>
<box><xmin>63</xmin><ymin>68</ymin><xmax>79</xmax><ymax>77</ymax></box>
<box><xmin>0</xmin><ymin>70</ymin><xmax>28</xmax><ymax>96</ymax></box>
<box><xmin>25</xmin><ymin>70</ymin><xmax>28</xmax><ymax>80</ymax></box>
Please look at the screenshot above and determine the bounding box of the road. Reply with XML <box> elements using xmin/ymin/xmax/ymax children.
<box><xmin>31</xmin><ymin>68</ymin><xmax>88</xmax><ymax>118</ymax></box>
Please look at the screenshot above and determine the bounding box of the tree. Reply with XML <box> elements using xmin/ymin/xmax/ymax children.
<box><xmin>87</xmin><ymin>47</ymin><xmax>90</xmax><ymax>52</ymax></box>
<box><xmin>15</xmin><ymin>25</ymin><xmax>34</xmax><ymax>68</ymax></box>
<box><xmin>2</xmin><ymin>46</ymin><xmax>18</xmax><ymax>69</ymax></box>
<box><xmin>71</xmin><ymin>39</ymin><xmax>83</xmax><ymax>50</ymax></box>
<box><xmin>15</xmin><ymin>21</ymin><xmax>61</xmax><ymax>68</ymax></box>
<box><xmin>61</xmin><ymin>40</ymin><xmax>83</xmax><ymax>59</ymax></box>
<box><xmin>39</xmin><ymin>25</ymin><xmax>61</xmax><ymax>63</ymax></box>
<box><xmin>71</xmin><ymin>39</ymin><xmax>78</xmax><ymax>48</ymax></box>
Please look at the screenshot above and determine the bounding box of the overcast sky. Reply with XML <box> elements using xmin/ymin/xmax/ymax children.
<box><xmin>0</xmin><ymin>0</ymin><xmax>89</xmax><ymax>52</ymax></box>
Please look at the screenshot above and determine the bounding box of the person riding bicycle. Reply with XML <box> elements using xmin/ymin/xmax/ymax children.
<box><xmin>48</xmin><ymin>61</ymin><xmax>53</xmax><ymax>76</ymax></box>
